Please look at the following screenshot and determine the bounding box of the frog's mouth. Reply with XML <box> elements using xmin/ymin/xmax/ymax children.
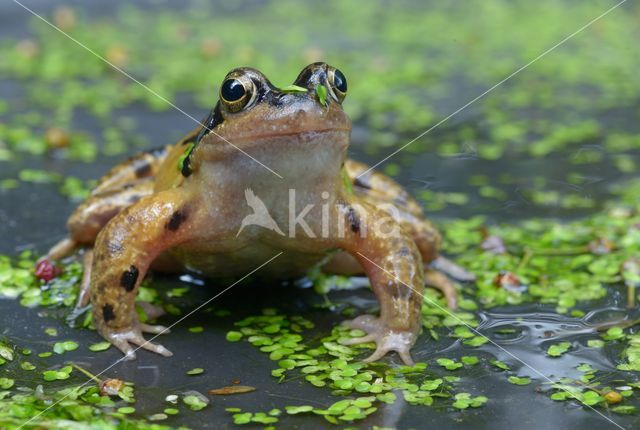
<box><xmin>200</xmin><ymin>126</ymin><xmax>351</xmax><ymax>159</ymax></box>
<box><xmin>228</xmin><ymin>127</ymin><xmax>350</xmax><ymax>144</ymax></box>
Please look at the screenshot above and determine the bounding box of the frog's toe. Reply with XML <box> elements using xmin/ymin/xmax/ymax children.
<box><xmin>127</xmin><ymin>334</ymin><xmax>173</xmax><ymax>357</ymax></box>
<box><xmin>342</xmin><ymin>314</ymin><xmax>380</xmax><ymax>331</ymax></box>
<box><xmin>102</xmin><ymin>326</ymin><xmax>173</xmax><ymax>359</ymax></box>
<box><xmin>340</xmin><ymin>333</ymin><xmax>377</xmax><ymax>345</ymax></box>
<box><xmin>341</xmin><ymin>315</ymin><xmax>417</xmax><ymax>365</ymax></box>
<box><xmin>424</xmin><ymin>268</ymin><xmax>458</xmax><ymax>310</ymax></box>
<box><xmin>139</xmin><ymin>323</ymin><xmax>170</xmax><ymax>335</ymax></box>
<box><xmin>362</xmin><ymin>333</ymin><xmax>415</xmax><ymax>366</ymax></box>
<box><xmin>106</xmin><ymin>333</ymin><xmax>138</xmax><ymax>361</ymax></box>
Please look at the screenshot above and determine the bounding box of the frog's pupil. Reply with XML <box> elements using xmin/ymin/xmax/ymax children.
<box><xmin>334</xmin><ymin>69</ymin><xmax>347</xmax><ymax>93</ymax></box>
<box><xmin>221</xmin><ymin>79</ymin><xmax>246</xmax><ymax>102</ymax></box>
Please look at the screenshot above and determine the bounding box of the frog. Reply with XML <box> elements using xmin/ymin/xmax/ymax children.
<box><xmin>45</xmin><ymin>62</ymin><xmax>474</xmax><ymax>365</ymax></box>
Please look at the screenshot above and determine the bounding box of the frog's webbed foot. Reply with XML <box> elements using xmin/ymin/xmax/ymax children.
<box><xmin>100</xmin><ymin>321</ymin><xmax>173</xmax><ymax>361</ymax></box>
<box><xmin>341</xmin><ymin>315</ymin><xmax>417</xmax><ymax>366</ymax></box>
<box><xmin>424</xmin><ymin>268</ymin><xmax>458</xmax><ymax>310</ymax></box>
<box><xmin>431</xmin><ymin>256</ymin><xmax>475</xmax><ymax>282</ymax></box>
<box><xmin>137</xmin><ymin>301</ymin><xmax>166</xmax><ymax>320</ymax></box>
<box><xmin>75</xmin><ymin>249</ymin><xmax>94</xmax><ymax>309</ymax></box>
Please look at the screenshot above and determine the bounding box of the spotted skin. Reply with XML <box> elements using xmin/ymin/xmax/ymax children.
<box><xmin>46</xmin><ymin>63</ymin><xmax>471</xmax><ymax>364</ymax></box>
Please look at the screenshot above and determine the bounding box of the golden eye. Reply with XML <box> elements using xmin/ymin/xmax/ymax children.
<box><xmin>220</xmin><ymin>74</ymin><xmax>256</xmax><ymax>112</ymax></box>
<box><xmin>327</xmin><ymin>67</ymin><xmax>347</xmax><ymax>103</ymax></box>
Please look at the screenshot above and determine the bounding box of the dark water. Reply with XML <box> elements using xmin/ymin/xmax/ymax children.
<box><xmin>1</xmin><ymin>1</ymin><xmax>639</xmax><ymax>429</ymax></box>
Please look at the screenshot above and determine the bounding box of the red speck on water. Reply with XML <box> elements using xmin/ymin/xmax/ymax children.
<box><xmin>34</xmin><ymin>259</ymin><xmax>62</xmax><ymax>282</ymax></box>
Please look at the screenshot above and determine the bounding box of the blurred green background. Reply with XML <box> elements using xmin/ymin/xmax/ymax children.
<box><xmin>1</xmin><ymin>0</ymin><xmax>639</xmax><ymax>218</ymax></box>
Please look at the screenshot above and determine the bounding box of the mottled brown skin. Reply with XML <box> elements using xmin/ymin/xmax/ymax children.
<box><xmin>47</xmin><ymin>63</ymin><xmax>472</xmax><ymax>364</ymax></box>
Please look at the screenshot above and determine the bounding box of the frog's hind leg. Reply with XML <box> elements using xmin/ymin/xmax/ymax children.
<box><xmin>344</xmin><ymin>159</ymin><xmax>442</xmax><ymax>263</ymax></box>
<box><xmin>431</xmin><ymin>255</ymin><xmax>476</xmax><ymax>282</ymax></box>
<box><xmin>323</xmin><ymin>250</ymin><xmax>457</xmax><ymax>309</ymax></box>
<box><xmin>424</xmin><ymin>267</ymin><xmax>457</xmax><ymax>309</ymax></box>
<box><xmin>345</xmin><ymin>159</ymin><xmax>473</xmax><ymax>278</ymax></box>
<box><xmin>46</xmin><ymin>147</ymin><xmax>172</xmax><ymax>316</ymax></box>
<box><xmin>344</xmin><ymin>159</ymin><xmax>424</xmax><ymax>218</ymax></box>
<box><xmin>89</xmin><ymin>144</ymin><xmax>172</xmax><ymax>196</ymax></box>
<box><xmin>44</xmin><ymin>179</ymin><xmax>156</xmax><ymax>263</ymax></box>
<box><xmin>45</xmin><ymin>145</ymin><xmax>173</xmax><ymax>263</ymax></box>
<box><xmin>67</xmin><ymin>179</ymin><xmax>156</xmax><ymax>245</ymax></box>
<box><xmin>335</xmin><ymin>159</ymin><xmax>474</xmax><ymax>309</ymax></box>
<box><xmin>46</xmin><ymin>237</ymin><xmax>78</xmax><ymax>261</ymax></box>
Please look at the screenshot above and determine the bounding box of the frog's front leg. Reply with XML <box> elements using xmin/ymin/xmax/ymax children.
<box><xmin>91</xmin><ymin>189</ymin><xmax>195</xmax><ymax>360</ymax></box>
<box><xmin>332</xmin><ymin>198</ymin><xmax>424</xmax><ymax>365</ymax></box>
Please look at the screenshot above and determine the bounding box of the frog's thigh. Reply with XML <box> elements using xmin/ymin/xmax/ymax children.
<box><xmin>90</xmin><ymin>144</ymin><xmax>172</xmax><ymax>196</ymax></box>
<box><xmin>67</xmin><ymin>180</ymin><xmax>155</xmax><ymax>245</ymax></box>
<box><xmin>46</xmin><ymin>180</ymin><xmax>155</xmax><ymax>261</ymax></box>
<box><xmin>345</xmin><ymin>159</ymin><xmax>441</xmax><ymax>263</ymax></box>
<box><xmin>322</xmin><ymin>206</ymin><xmax>441</xmax><ymax>273</ymax></box>
<box><xmin>345</xmin><ymin>159</ymin><xmax>423</xmax><ymax>216</ymax></box>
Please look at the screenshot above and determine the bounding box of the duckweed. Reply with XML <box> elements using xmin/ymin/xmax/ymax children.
<box><xmin>52</xmin><ymin>340</ymin><xmax>79</xmax><ymax>354</ymax></box>
<box><xmin>507</xmin><ymin>376</ymin><xmax>531</xmax><ymax>386</ymax></box>
<box><xmin>88</xmin><ymin>341</ymin><xmax>111</xmax><ymax>352</ymax></box>
<box><xmin>547</xmin><ymin>342</ymin><xmax>572</xmax><ymax>357</ymax></box>
<box><xmin>182</xmin><ymin>394</ymin><xmax>208</xmax><ymax>411</ymax></box>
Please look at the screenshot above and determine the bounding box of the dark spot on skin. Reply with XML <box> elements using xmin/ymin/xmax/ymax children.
<box><xmin>120</xmin><ymin>265</ymin><xmax>139</xmax><ymax>292</ymax></box>
<box><xmin>98</xmin><ymin>283</ymin><xmax>107</xmax><ymax>293</ymax></box>
<box><xmin>398</xmin><ymin>246</ymin><xmax>411</xmax><ymax>257</ymax></box>
<box><xmin>353</xmin><ymin>177</ymin><xmax>371</xmax><ymax>190</ymax></box>
<box><xmin>166</xmin><ymin>210</ymin><xmax>187</xmax><ymax>231</ymax></box>
<box><xmin>103</xmin><ymin>304</ymin><xmax>115</xmax><ymax>323</ymax></box>
<box><xmin>128</xmin><ymin>195</ymin><xmax>142</xmax><ymax>203</ymax></box>
<box><xmin>134</xmin><ymin>160</ymin><xmax>152</xmax><ymax>178</ymax></box>
<box><xmin>346</xmin><ymin>206</ymin><xmax>360</xmax><ymax>234</ymax></box>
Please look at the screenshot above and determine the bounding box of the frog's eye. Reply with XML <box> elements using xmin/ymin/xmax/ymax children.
<box><xmin>327</xmin><ymin>68</ymin><xmax>347</xmax><ymax>103</ymax></box>
<box><xmin>220</xmin><ymin>75</ymin><xmax>256</xmax><ymax>113</ymax></box>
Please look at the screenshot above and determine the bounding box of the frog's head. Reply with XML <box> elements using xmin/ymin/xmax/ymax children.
<box><xmin>184</xmin><ymin>63</ymin><xmax>351</xmax><ymax>179</ymax></box>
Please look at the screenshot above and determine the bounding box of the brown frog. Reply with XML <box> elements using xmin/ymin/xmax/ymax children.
<box><xmin>45</xmin><ymin>63</ymin><xmax>473</xmax><ymax>365</ymax></box>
